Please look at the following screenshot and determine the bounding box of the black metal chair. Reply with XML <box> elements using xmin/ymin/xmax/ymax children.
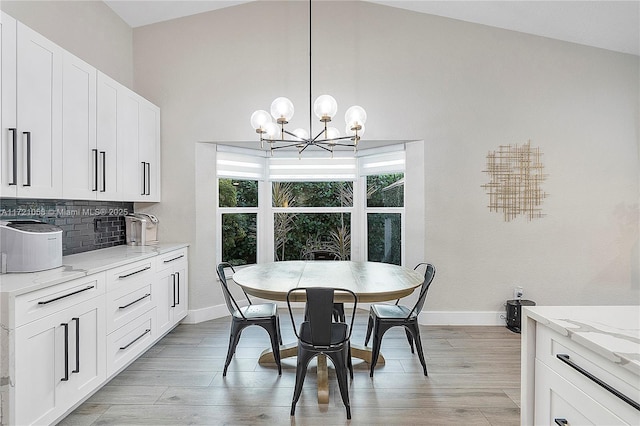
<box><xmin>364</xmin><ymin>262</ymin><xmax>436</xmax><ymax>377</ymax></box>
<box><xmin>216</xmin><ymin>262</ymin><xmax>282</xmax><ymax>376</ymax></box>
<box><xmin>287</xmin><ymin>287</ymin><xmax>357</xmax><ymax>419</ymax></box>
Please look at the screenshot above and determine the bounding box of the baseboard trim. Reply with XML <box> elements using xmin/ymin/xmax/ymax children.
<box><xmin>420</xmin><ymin>311</ymin><xmax>506</xmax><ymax>326</ymax></box>
<box><xmin>185</xmin><ymin>306</ymin><xmax>507</xmax><ymax>327</ymax></box>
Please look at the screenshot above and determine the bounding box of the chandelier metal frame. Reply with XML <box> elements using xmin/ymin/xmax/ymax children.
<box><xmin>250</xmin><ymin>0</ymin><xmax>367</xmax><ymax>156</ymax></box>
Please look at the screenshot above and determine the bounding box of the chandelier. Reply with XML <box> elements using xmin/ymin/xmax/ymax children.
<box><xmin>250</xmin><ymin>0</ymin><xmax>367</xmax><ymax>156</ymax></box>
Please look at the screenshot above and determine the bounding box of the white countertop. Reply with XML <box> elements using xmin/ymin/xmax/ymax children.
<box><xmin>0</xmin><ymin>243</ymin><xmax>189</xmax><ymax>297</ymax></box>
<box><xmin>524</xmin><ymin>305</ymin><xmax>640</xmax><ymax>376</ymax></box>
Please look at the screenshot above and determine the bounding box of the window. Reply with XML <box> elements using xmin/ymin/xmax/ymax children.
<box><xmin>219</xmin><ymin>178</ymin><xmax>258</xmax><ymax>266</ymax></box>
<box><xmin>216</xmin><ymin>146</ymin><xmax>407</xmax><ymax>266</ymax></box>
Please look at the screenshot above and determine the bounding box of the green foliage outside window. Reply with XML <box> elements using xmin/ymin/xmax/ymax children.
<box><xmin>367</xmin><ymin>173</ymin><xmax>404</xmax><ymax>207</ymax></box>
<box><xmin>219</xmin><ymin>179</ymin><xmax>258</xmax><ymax>266</ymax></box>
<box><xmin>367</xmin><ymin>213</ymin><xmax>401</xmax><ymax>265</ymax></box>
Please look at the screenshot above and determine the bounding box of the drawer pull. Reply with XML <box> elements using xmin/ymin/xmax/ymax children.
<box><xmin>38</xmin><ymin>285</ymin><xmax>95</xmax><ymax>305</ymax></box>
<box><xmin>163</xmin><ymin>254</ymin><xmax>184</xmax><ymax>264</ymax></box>
<box><xmin>554</xmin><ymin>418</ymin><xmax>568</xmax><ymax>425</ymax></box>
<box><xmin>119</xmin><ymin>293</ymin><xmax>151</xmax><ymax>310</ymax></box>
<box><xmin>120</xmin><ymin>329</ymin><xmax>151</xmax><ymax>350</ymax></box>
<box><xmin>118</xmin><ymin>266</ymin><xmax>151</xmax><ymax>279</ymax></box>
<box><xmin>557</xmin><ymin>354</ymin><xmax>640</xmax><ymax>411</ymax></box>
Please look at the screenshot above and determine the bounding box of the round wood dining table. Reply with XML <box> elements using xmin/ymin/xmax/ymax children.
<box><xmin>232</xmin><ymin>260</ymin><xmax>424</xmax><ymax>403</ymax></box>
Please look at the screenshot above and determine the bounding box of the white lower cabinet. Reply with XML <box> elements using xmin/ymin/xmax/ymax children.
<box><xmin>5</xmin><ymin>246</ymin><xmax>189</xmax><ymax>425</ymax></box>
<box><xmin>14</xmin><ymin>281</ymin><xmax>106</xmax><ymax>426</ymax></box>
<box><xmin>522</xmin><ymin>307</ymin><xmax>640</xmax><ymax>426</ymax></box>
<box><xmin>155</xmin><ymin>248</ymin><xmax>188</xmax><ymax>336</ymax></box>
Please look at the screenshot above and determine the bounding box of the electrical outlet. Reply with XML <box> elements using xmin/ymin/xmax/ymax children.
<box><xmin>514</xmin><ymin>286</ymin><xmax>524</xmax><ymax>299</ymax></box>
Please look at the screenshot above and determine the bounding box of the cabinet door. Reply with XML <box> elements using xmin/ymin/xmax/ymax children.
<box><xmin>139</xmin><ymin>99</ymin><xmax>160</xmax><ymax>201</ymax></box>
<box><xmin>155</xmin><ymin>267</ymin><xmax>174</xmax><ymax>336</ymax></box>
<box><xmin>117</xmin><ymin>89</ymin><xmax>142</xmax><ymax>201</ymax></box>
<box><xmin>15</xmin><ymin>297</ymin><xmax>106</xmax><ymax>426</ymax></box>
<box><xmin>62</xmin><ymin>51</ymin><xmax>97</xmax><ymax>200</ymax></box>
<box><xmin>16</xmin><ymin>22</ymin><xmax>62</xmax><ymax>198</ymax></box>
<box><xmin>155</xmin><ymin>261</ymin><xmax>187</xmax><ymax>336</ymax></box>
<box><xmin>1</xmin><ymin>12</ymin><xmax>17</xmax><ymax>197</ymax></box>
<box><xmin>96</xmin><ymin>72</ymin><xmax>120</xmax><ymax>200</ymax></box>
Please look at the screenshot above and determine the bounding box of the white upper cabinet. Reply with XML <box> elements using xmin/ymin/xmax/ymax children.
<box><xmin>1</xmin><ymin>12</ymin><xmax>161</xmax><ymax>202</ymax></box>
<box><xmin>15</xmin><ymin>21</ymin><xmax>63</xmax><ymax>198</ymax></box>
<box><xmin>1</xmin><ymin>14</ymin><xmax>63</xmax><ymax>199</ymax></box>
<box><xmin>62</xmin><ymin>52</ymin><xmax>97</xmax><ymax>200</ymax></box>
<box><xmin>96</xmin><ymin>72</ymin><xmax>121</xmax><ymax>201</ymax></box>
<box><xmin>1</xmin><ymin>12</ymin><xmax>17</xmax><ymax>198</ymax></box>
<box><xmin>138</xmin><ymin>99</ymin><xmax>160</xmax><ymax>201</ymax></box>
<box><xmin>117</xmin><ymin>85</ymin><xmax>161</xmax><ymax>202</ymax></box>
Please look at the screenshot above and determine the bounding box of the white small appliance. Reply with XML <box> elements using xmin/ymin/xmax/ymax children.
<box><xmin>0</xmin><ymin>220</ymin><xmax>63</xmax><ymax>273</ymax></box>
<box><xmin>125</xmin><ymin>213</ymin><xmax>159</xmax><ymax>246</ymax></box>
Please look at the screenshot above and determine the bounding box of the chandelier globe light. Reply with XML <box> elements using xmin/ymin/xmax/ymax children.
<box><xmin>250</xmin><ymin>0</ymin><xmax>367</xmax><ymax>156</ymax></box>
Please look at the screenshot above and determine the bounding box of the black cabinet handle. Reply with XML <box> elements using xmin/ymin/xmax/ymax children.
<box><xmin>146</xmin><ymin>162</ymin><xmax>151</xmax><ymax>195</ymax></box>
<box><xmin>72</xmin><ymin>317</ymin><xmax>80</xmax><ymax>373</ymax></box>
<box><xmin>38</xmin><ymin>285</ymin><xmax>95</xmax><ymax>305</ymax></box>
<box><xmin>100</xmin><ymin>151</ymin><xmax>106</xmax><ymax>192</ymax></box>
<box><xmin>92</xmin><ymin>149</ymin><xmax>98</xmax><ymax>191</ymax></box>
<box><xmin>557</xmin><ymin>354</ymin><xmax>640</xmax><ymax>411</ymax></box>
<box><xmin>171</xmin><ymin>273</ymin><xmax>176</xmax><ymax>307</ymax></box>
<box><xmin>119</xmin><ymin>329</ymin><xmax>151</xmax><ymax>350</ymax></box>
<box><xmin>61</xmin><ymin>322</ymin><xmax>69</xmax><ymax>381</ymax></box>
<box><xmin>141</xmin><ymin>161</ymin><xmax>146</xmax><ymax>195</ymax></box>
<box><xmin>23</xmin><ymin>131</ymin><xmax>31</xmax><ymax>187</ymax></box>
<box><xmin>118</xmin><ymin>266</ymin><xmax>151</xmax><ymax>279</ymax></box>
<box><xmin>163</xmin><ymin>254</ymin><xmax>184</xmax><ymax>264</ymax></box>
<box><xmin>119</xmin><ymin>293</ymin><xmax>151</xmax><ymax>310</ymax></box>
<box><xmin>554</xmin><ymin>419</ymin><xmax>567</xmax><ymax>426</ymax></box>
<box><xmin>176</xmin><ymin>271</ymin><xmax>180</xmax><ymax>305</ymax></box>
<box><xmin>8</xmin><ymin>128</ymin><xmax>17</xmax><ymax>185</ymax></box>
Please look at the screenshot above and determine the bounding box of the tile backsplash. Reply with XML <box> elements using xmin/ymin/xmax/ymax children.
<box><xmin>0</xmin><ymin>198</ymin><xmax>133</xmax><ymax>256</ymax></box>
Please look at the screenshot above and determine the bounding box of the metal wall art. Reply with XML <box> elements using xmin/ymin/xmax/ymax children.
<box><xmin>482</xmin><ymin>140</ymin><xmax>548</xmax><ymax>221</ymax></box>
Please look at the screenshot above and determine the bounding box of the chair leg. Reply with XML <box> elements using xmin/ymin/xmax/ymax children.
<box><xmin>327</xmin><ymin>349</ymin><xmax>351</xmax><ymax>419</ymax></box>
<box><xmin>347</xmin><ymin>341</ymin><xmax>353</xmax><ymax>379</ymax></box>
<box><xmin>370</xmin><ymin>320</ymin><xmax>390</xmax><ymax>377</ymax></box>
<box><xmin>408</xmin><ymin>323</ymin><xmax>428</xmax><ymax>376</ymax></box>
<box><xmin>276</xmin><ymin>315</ymin><xmax>283</xmax><ymax>345</ymax></box>
<box><xmin>264</xmin><ymin>321</ymin><xmax>282</xmax><ymax>376</ymax></box>
<box><xmin>405</xmin><ymin>329</ymin><xmax>415</xmax><ymax>353</ymax></box>
<box><xmin>290</xmin><ymin>349</ymin><xmax>315</xmax><ymax>416</ymax></box>
<box><xmin>223</xmin><ymin>322</ymin><xmax>243</xmax><ymax>377</ymax></box>
<box><xmin>364</xmin><ymin>313</ymin><xmax>374</xmax><ymax>346</ymax></box>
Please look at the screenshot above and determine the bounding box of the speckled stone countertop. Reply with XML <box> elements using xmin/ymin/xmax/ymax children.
<box><xmin>0</xmin><ymin>243</ymin><xmax>189</xmax><ymax>297</ymax></box>
<box><xmin>523</xmin><ymin>305</ymin><xmax>640</xmax><ymax>375</ymax></box>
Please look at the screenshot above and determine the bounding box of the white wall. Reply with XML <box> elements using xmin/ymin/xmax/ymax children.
<box><xmin>131</xmin><ymin>1</ymin><xmax>639</xmax><ymax>317</ymax></box>
<box><xmin>0</xmin><ymin>0</ymin><xmax>134</xmax><ymax>88</ymax></box>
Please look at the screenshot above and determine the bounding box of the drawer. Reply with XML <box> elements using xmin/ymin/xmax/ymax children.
<box><xmin>15</xmin><ymin>273</ymin><xmax>106</xmax><ymax>327</ymax></box>
<box><xmin>107</xmin><ymin>308</ymin><xmax>156</xmax><ymax>377</ymax></box>
<box><xmin>106</xmin><ymin>258</ymin><xmax>154</xmax><ymax>291</ymax></box>
<box><xmin>156</xmin><ymin>248</ymin><xmax>188</xmax><ymax>271</ymax></box>
<box><xmin>534</xmin><ymin>359</ymin><xmax>630</xmax><ymax>425</ymax></box>
<box><xmin>106</xmin><ymin>280</ymin><xmax>154</xmax><ymax>334</ymax></box>
<box><xmin>536</xmin><ymin>325</ymin><xmax>640</xmax><ymax>403</ymax></box>
<box><xmin>536</xmin><ymin>325</ymin><xmax>640</xmax><ymax>424</ymax></box>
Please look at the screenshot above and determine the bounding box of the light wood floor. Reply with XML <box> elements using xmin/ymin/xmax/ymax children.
<box><xmin>61</xmin><ymin>310</ymin><xmax>521</xmax><ymax>425</ymax></box>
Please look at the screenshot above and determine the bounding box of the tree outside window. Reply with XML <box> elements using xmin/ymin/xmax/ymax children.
<box><xmin>219</xmin><ymin>179</ymin><xmax>257</xmax><ymax>266</ymax></box>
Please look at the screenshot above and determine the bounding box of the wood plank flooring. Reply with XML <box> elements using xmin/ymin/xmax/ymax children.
<box><xmin>60</xmin><ymin>310</ymin><xmax>521</xmax><ymax>425</ymax></box>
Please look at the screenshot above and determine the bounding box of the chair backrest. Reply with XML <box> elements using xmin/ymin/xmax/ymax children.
<box><xmin>287</xmin><ymin>287</ymin><xmax>358</xmax><ymax>346</ymax></box>
<box><xmin>216</xmin><ymin>262</ymin><xmax>245</xmax><ymax>318</ymax></box>
<box><xmin>407</xmin><ymin>263</ymin><xmax>436</xmax><ymax>318</ymax></box>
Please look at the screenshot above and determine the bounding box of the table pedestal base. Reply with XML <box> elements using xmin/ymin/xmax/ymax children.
<box><xmin>258</xmin><ymin>343</ymin><xmax>385</xmax><ymax>404</ymax></box>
